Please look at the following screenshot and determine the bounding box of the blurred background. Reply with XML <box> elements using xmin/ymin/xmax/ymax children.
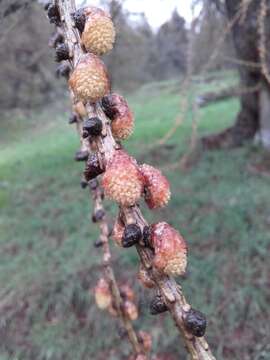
<box><xmin>0</xmin><ymin>0</ymin><xmax>270</xmax><ymax>359</ymax></box>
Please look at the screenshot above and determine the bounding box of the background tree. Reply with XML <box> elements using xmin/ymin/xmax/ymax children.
<box><xmin>202</xmin><ymin>0</ymin><xmax>270</xmax><ymax>149</ymax></box>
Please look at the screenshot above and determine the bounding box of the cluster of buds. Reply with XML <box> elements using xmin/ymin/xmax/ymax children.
<box><xmin>112</xmin><ymin>218</ymin><xmax>187</xmax><ymax>277</ymax></box>
<box><xmin>94</xmin><ymin>279</ymin><xmax>139</xmax><ymax>322</ymax></box>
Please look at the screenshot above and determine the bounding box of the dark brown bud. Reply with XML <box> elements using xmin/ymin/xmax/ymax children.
<box><xmin>55</xmin><ymin>43</ymin><xmax>70</xmax><ymax>62</ymax></box>
<box><xmin>183</xmin><ymin>309</ymin><xmax>207</xmax><ymax>337</ymax></box>
<box><xmin>92</xmin><ymin>209</ymin><xmax>105</xmax><ymax>223</ymax></box>
<box><xmin>94</xmin><ymin>239</ymin><xmax>104</xmax><ymax>248</ymax></box>
<box><xmin>80</xmin><ymin>179</ymin><xmax>89</xmax><ymax>189</ymax></box>
<box><xmin>74</xmin><ymin>150</ymin><xmax>89</xmax><ymax>162</ymax></box>
<box><xmin>117</xmin><ymin>326</ymin><xmax>127</xmax><ymax>339</ymax></box>
<box><xmin>142</xmin><ymin>226</ymin><xmax>151</xmax><ymax>247</ymax></box>
<box><xmin>69</xmin><ymin>113</ymin><xmax>78</xmax><ymax>124</ymax></box>
<box><xmin>89</xmin><ymin>179</ymin><xmax>98</xmax><ymax>190</ymax></box>
<box><xmin>83</xmin><ymin>117</ymin><xmax>103</xmax><ymax>137</ymax></box>
<box><xmin>72</xmin><ymin>8</ymin><xmax>86</xmax><ymax>33</ymax></box>
<box><xmin>149</xmin><ymin>295</ymin><xmax>168</xmax><ymax>315</ymax></box>
<box><xmin>49</xmin><ymin>31</ymin><xmax>64</xmax><ymax>49</ymax></box>
<box><xmin>84</xmin><ymin>153</ymin><xmax>104</xmax><ymax>181</ymax></box>
<box><xmin>44</xmin><ymin>1</ymin><xmax>51</xmax><ymax>11</ymax></box>
<box><xmin>101</xmin><ymin>95</ymin><xmax>118</xmax><ymax>119</ymax></box>
<box><xmin>56</xmin><ymin>63</ymin><xmax>71</xmax><ymax>79</ymax></box>
<box><xmin>122</xmin><ymin>224</ymin><xmax>142</xmax><ymax>248</ymax></box>
<box><xmin>47</xmin><ymin>4</ymin><xmax>61</xmax><ymax>25</ymax></box>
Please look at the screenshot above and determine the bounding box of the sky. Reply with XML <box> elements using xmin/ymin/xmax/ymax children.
<box><xmin>76</xmin><ymin>0</ymin><xmax>195</xmax><ymax>29</ymax></box>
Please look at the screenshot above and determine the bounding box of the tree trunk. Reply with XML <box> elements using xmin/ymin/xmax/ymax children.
<box><xmin>259</xmin><ymin>82</ymin><xmax>270</xmax><ymax>149</ymax></box>
<box><xmin>202</xmin><ymin>0</ymin><xmax>270</xmax><ymax>150</ymax></box>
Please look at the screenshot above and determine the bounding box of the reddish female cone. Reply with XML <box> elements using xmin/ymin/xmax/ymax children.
<box><xmin>69</xmin><ymin>54</ymin><xmax>110</xmax><ymax>103</ymax></box>
<box><xmin>94</xmin><ymin>278</ymin><xmax>112</xmax><ymax>310</ymax></box>
<box><xmin>150</xmin><ymin>222</ymin><xmax>187</xmax><ymax>276</ymax></box>
<box><xmin>80</xmin><ymin>7</ymin><xmax>116</xmax><ymax>55</ymax></box>
<box><xmin>140</xmin><ymin>164</ymin><xmax>171</xmax><ymax>209</ymax></box>
<box><xmin>101</xmin><ymin>94</ymin><xmax>134</xmax><ymax>141</ymax></box>
<box><xmin>102</xmin><ymin>150</ymin><xmax>144</xmax><ymax>206</ymax></box>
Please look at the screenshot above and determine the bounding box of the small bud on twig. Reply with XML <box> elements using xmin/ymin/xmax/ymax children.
<box><xmin>84</xmin><ymin>153</ymin><xmax>104</xmax><ymax>181</ymax></box>
<box><xmin>56</xmin><ymin>63</ymin><xmax>71</xmax><ymax>79</ymax></box>
<box><xmin>80</xmin><ymin>179</ymin><xmax>89</xmax><ymax>189</ymax></box>
<box><xmin>55</xmin><ymin>43</ymin><xmax>70</xmax><ymax>62</ymax></box>
<box><xmin>101</xmin><ymin>94</ymin><xmax>134</xmax><ymax>141</ymax></box>
<box><xmin>122</xmin><ymin>224</ymin><xmax>142</xmax><ymax>248</ymax></box>
<box><xmin>44</xmin><ymin>1</ymin><xmax>51</xmax><ymax>11</ymax></box>
<box><xmin>74</xmin><ymin>150</ymin><xmax>89</xmax><ymax>162</ymax></box>
<box><xmin>183</xmin><ymin>308</ymin><xmax>207</xmax><ymax>337</ymax></box>
<box><xmin>49</xmin><ymin>31</ymin><xmax>64</xmax><ymax>48</ymax></box>
<box><xmin>94</xmin><ymin>239</ymin><xmax>104</xmax><ymax>248</ymax></box>
<box><xmin>150</xmin><ymin>294</ymin><xmax>168</xmax><ymax>315</ymax></box>
<box><xmin>47</xmin><ymin>4</ymin><xmax>61</xmax><ymax>25</ymax></box>
<box><xmin>69</xmin><ymin>113</ymin><xmax>78</xmax><ymax>124</ymax></box>
<box><xmin>142</xmin><ymin>226</ymin><xmax>151</xmax><ymax>247</ymax></box>
<box><xmin>89</xmin><ymin>179</ymin><xmax>98</xmax><ymax>191</ymax></box>
<box><xmin>83</xmin><ymin>117</ymin><xmax>103</xmax><ymax>137</ymax></box>
<box><xmin>72</xmin><ymin>8</ymin><xmax>86</xmax><ymax>33</ymax></box>
<box><xmin>92</xmin><ymin>209</ymin><xmax>105</xmax><ymax>223</ymax></box>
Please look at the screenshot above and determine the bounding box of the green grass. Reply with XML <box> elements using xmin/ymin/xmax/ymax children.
<box><xmin>0</xmin><ymin>74</ymin><xmax>269</xmax><ymax>360</ymax></box>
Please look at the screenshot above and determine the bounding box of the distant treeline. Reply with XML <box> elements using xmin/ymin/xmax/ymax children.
<box><xmin>0</xmin><ymin>0</ymin><xmax>233</xmax><ymax>111</ymax></box>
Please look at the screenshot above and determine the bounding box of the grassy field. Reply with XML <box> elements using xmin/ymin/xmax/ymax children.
<box><xmin>0</xmin><ymin>74</ymin><xmax>270</xmax><ymax>360</ymax></box>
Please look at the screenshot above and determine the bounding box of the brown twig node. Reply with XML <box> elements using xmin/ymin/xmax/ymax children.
<box><xmin>45</xmin><ymin>1</ymin><xmax>216</xmax><ymax>359</ymax></box>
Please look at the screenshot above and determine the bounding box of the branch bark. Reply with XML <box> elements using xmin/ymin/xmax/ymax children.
<box><xmin>52</xmin><ymin>1</ymin><xmax>216</xmax><ymax>359</ymax></box>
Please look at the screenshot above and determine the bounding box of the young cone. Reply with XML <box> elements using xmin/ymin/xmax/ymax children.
<box><xmin>102</xmin><ymin>94</ymin><xmax>134</xmax><ymax>141</ymax></box>
<box><xmin>94</xmin><ymin>278</ymin><xmax>112</xmax><ymax>310</ymax></box>
<box><xmin>140</xmin><ymin>164</ymin><xmax>171</xmax><ymax>209</ymax></box>
<box><xmin>81</xmin><ymin>7</ymin><xmax>115</xmax><ymax>55</ymax></box>
<box><xmin>150</xmin><ymin>222</ymin><xmax>187</xmax><ymax>276</ymax></box>
<box><xmin>69</xmin><ymin>54</ymin><xmax>110</xmax><ymax>103</ymax></box>
<box><xmin>102</xmin><ymin>150</ymin><xmax>144</xmax><ymax>206</ymax></box>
